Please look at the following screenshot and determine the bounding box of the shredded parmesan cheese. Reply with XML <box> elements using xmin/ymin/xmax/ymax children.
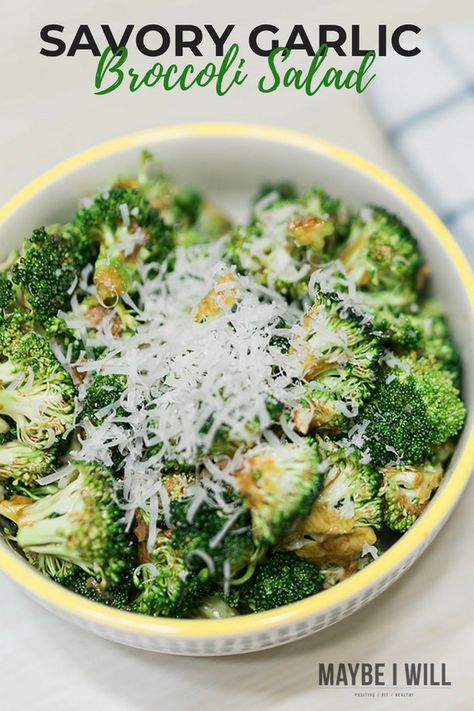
<box><xmin>361</xmin><ymin>542</ymin><xmax>379</xmax><ymax>560</ymax></box>
<box><xmin>64</xmin><ymin>241</ymin><xmax>304</xmax><ymax>536</ymax></box>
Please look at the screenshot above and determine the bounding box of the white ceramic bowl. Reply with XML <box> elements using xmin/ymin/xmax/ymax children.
<box><xmin>0</xmin><ymin>124</ymin><xmax>473</xmax><ymax>656</ymax></box>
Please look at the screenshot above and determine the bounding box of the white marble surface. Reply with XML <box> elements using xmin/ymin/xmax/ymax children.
<box><xmin>0</xmin><ymin>2</ymin><xmax>473</xmax><ymax>709</ymax></box>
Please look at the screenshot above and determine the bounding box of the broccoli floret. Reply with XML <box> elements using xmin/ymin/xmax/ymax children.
<box><xmin>0</xmin><ymin>429</ymin><xmax>16</xmax><ymax>447</ymax></box>
<box><xmin>41</xmin><ymin>315</ymin><xmax>85</xmax><ymax>364</ymax></box>
<box><xmin>361</xmin><ymin>287</ymin><xmax>419</xmax><ymax>315</ymax></box>
<box><xmin>2</xmin><ymin>479</ymin><xmax>58</xmax><ymax>501</ymax></box>
<box><xmin>225</xmin><ymin>222</ymin><xmax>307</xmax><ymax>300</ymax></box>
<box><xmin>430</xmin><ymin>439</ymin><xmax>456</xmax><ymax>466</ymax></box>
<box><xmin>235</xmin><ymin>440</ymin><xmax>323</xmax><ymax>545</ymax></box>
<box><xmin>364</xmin><ymin>356</ymin><xmax>466</xmax><ymax>466</ymax></box>
<box><xmin>293</xmin><ymin>371</ymin><xmax>372</xmax><ymax>435</ymax></box>
<box><xmin>319</xmin><ymin>264</ymin><xmax>421</xmax><ymax>349</ymax></box>
<box><xmin>290</xmin><ymin>291</ymin><xmax>381</xmax><ymax>434</ymax></box>
<box><xmin>324</xmin><ymin>264</ymin><xmax>419</xmax><ymax>317</ymax></box>
<box><xmin>0</xmin><ymin>439</ymin><xmax>58</xmax><ymax>485</ymax></box>
<box><xmin>116</xmin><ymin>150</ymin><xmax>179</xmax><ymax>217</ymax></box>
<box><xmin>288</xmin><ymin>186</ymin><xmax>349</xmax><ymax>248</ymax></box>
<box><xmin>170</xmin><ymin>492</ymin><xmax>258</xmax><ymax>581</ymax></box>
<box><xmin>381</xmin><ymin>459</ymin><xmax>443</xmax><ymax>532</ymax></box>
<box><xmin>137</xmin><ymin>152</ymin><xmax>232</xmax><ymax>241</ymax></box>
<box><xmin>290</xmin><ymin>291</ymin><xmax>382</xmax><ymax>382</ymax></box>
<box><xmin>239</xmin><ymin>551</ymin><xmax>325</xmax><ymax>612</ymax></box>
<box><xmin>0</xmin><ymin>247</ymin><xmax>20</xmax><ymax>274</ymax></box>
<box><xmin>226</xmin><ymin>186</ymin><xmax>347</xmax><ymax>299</ymax></box>
<box><xmin>171</xmin><ymin>188</ymin><xmax>202</xmax><ymax>226</ymax></box>
<box><xmin>11</xmin><ymin>227</ymin><xmax>96</xmax><ymax>321</ymax></box>
<box><xmin>414</xmin><ymin>300</ymin><xmax>461</xmax><ymax>385</ymax></box>
<box><xmin>186</xmin><ymin>403</ymin><xmax>265</xmax><ymax>461</ymax></box>
<box><xmin>11</xmin><ymin>460</ymin><xmax>134</xmax><ymax>590</ymax></box>
<box><xmin>339</xmin><ymin>206</ymin><xmax>422</xmax><ymax>293</ymax></box>
<box><xmin>132</xmin><ymin>531</ymin><xmax>211</xmax><ymax>617</ymax></box>
<box><xmin>0</xmin><ymin>319</ymin><xmax>75</xmax><ymax>448</ymax></box>
<box><xmin>295</xmin><ymin>444</ymin><xmax>382</xmax><ymax>536</ymax></box>
<box><xmin>278</xmin><ymin>446</ymin><xmax>381</xmax><ymax>568</ymax></box>
<box><xmin>71</xmin><ymin>187</ymin><xmax>172</xmax><ymax>304</ymax></box>
<box><xmin>82</xmin><ymin>373</ymin><xmax>127</xmax><ymax>425</ymax></box>
<box><xmin>371</xmin><ymin>307</ymin><xmax>423</xmax><ymax>350</ymax></box>
<box><xmin>0</xmin><ymin>318</ymin><xmax>70</xmax><ymax>379</ymax></box>
<box><xmin>133</xmin><ymin>471</ymin><xmax>197</xmax><ymax>539</ymax></box>
<box><xmin>56</xmin><ymin>566</ymin><xmax>133</xmax><ymax>609</ymax></box>
<box><xmin>169</xmin><ymin>186</ymin><xmax>232</xmax><ymax>245</ymax></box>
<box><xmin>174</xmin><ymin>211</ymin><xmax>232</xmax><ymax>248</ymax></box>
<box><xmin>116</xmin><ymin>151</ymin><xmax>231</xmax><ymax>244</ymax></box>
<box><xmin>0</xmin><ymin>274</ymin><xmax>14</xmax><ymax>314</ymax></box>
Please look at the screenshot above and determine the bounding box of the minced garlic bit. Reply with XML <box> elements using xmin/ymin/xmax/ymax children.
<box><xmin>195</xmin><ymin>270</ymin><xmax>240</xmax><ymax>322</ymax></box>
<box><xmin>288</xmin><ymin>215</ymin><xmax>333</xmax><ymax>250</ymax></box>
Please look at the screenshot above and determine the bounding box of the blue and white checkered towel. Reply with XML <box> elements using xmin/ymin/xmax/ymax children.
<box><xmin>368</xmin><ymin>25</ymin><xmax>474</xmax><ymax>263</ymax></box>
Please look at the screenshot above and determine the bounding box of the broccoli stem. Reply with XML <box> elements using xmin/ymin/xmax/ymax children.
<box><xmin>194</xmin><ymin>595</ymin><xmax>237</xmax><ymax>619</ymax></box>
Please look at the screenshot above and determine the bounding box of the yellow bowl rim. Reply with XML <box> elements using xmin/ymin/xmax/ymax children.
<box><xmin>0</xmin><ymin>122</ymin><xmax>473</xmax><ymax>640</ymax></box>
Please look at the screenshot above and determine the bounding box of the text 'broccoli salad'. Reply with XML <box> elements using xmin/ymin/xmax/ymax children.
<box><xmin>0</xmin><ymin>153</ymin><xmax>466</xmax><ymax>618</ymax></box>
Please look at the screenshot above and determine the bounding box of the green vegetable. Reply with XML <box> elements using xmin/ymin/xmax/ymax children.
<box><xmin>298</xmin><ymin>443</ymin><xmax>383</xmax><ymax>535</ymax></box>
<box><xmin>291</xmin><ymin>290</ymin><xmax>381</xmax><ymax>434</ymax></box>
<box><xmin>252</xmin><ymin>181</ymin><xmax>297</xmax><ymax>206</ymax></box>
<box><xmin>132</xmin><ymin>532</ymin><xmax>211</xmax><ymax>618</ymax></box>
<box><xmin>0</xmin><ymin>439</ymin><xmax>58</xmax><ymax>485</ymax></box>
<box><xmin>365</xmin><ymin>356</ymin><xmax>466</xmax><ymax>466</ymax></box>
<box><xmin>381</xmin><ymin>459</ymin><xmax>443</xmax><ymax>532</ymax></box>
<box><xmin>0</xmin><ymin>273</ymin><xmax>14</xmax><ymax>314</ymax></box>
<box><xmin>0</xmin><ymin>315</ymin><xmax>75</xmax><ymax>447</ymax></box>
<box><xmin>11</xmin><ymin>226</ymin><xmax>96</xmax><ymax>321</ymax></box>
<box><xmin>235</xmin><ymin>440</ymin><xmax>323</xmax><ymax>545</ymax></box>
<box><xmin>239</xmin><ymin>552</ymin><xmax>325</xmax><ymax>612</ymax></box>
<box><xmin>70</xmin><ymin>187</ymin><xmax>173</xmax><ymax>304</ymax></box>
<box><xmin>82</xmin><ymin>373</ymin><xmax>127</xmax><ymax>425</ymax></box>
<box><xmin>226</xmin><ymin>187</ymin><xmax>347</xmax><ymax>300</ymax></box>
<box><xmin>339</xmin><ymin>206</ymin><xmax>422</xmax><ymax>293</ymax></box>
<box><xmin>116</xmin><ymin>150</ymin><xmax>231</xmax><ymax>245</ymax></box>
<box><xmin>5</xmin><ymin>460</ymin><xmax>134</xmax><ymax>590</ymax></box>
<box><xmin>371</xmin><ymin>308</ymin><xmax>423</xmax><ymax>350</ymax></box>
<box><xmin>414</xmin><ymin>299</ymin><xmax>462</xmax><ymax>385</ymax></box>
<box><xmin>293</xmin><ymin>290</ymin><xmax>382</xmax><ymax>383</ymax></box>
<box><xmin>52</xmin><ymin>564</ymin><xmax>134</xmax><ymax>609</ymax></box>
<box><xmin>170</xmin><ymin>491</ymin><xmax>259</xmax><ymax>581</ymax></box>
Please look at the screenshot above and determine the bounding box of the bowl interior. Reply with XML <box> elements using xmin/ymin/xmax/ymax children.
<box><xmin>0</xmin><ymin>125</ymin><xmax>472</xmax><ymax>541</ymax></box>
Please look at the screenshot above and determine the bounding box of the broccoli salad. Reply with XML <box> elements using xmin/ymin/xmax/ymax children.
<box><xmin>0</xmin><ymin>152</ymin><xmax>466</xmax><ymax>618</ymax></box>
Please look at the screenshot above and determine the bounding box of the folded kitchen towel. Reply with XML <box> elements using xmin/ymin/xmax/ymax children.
<box><xmin>368</xmin><ymin>25</ymin><xmax>474</xmax><ymax>263</ymax></box>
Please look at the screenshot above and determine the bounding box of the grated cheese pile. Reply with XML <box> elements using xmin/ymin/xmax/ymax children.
<box><xmin>59</xmin><ymin>240</ymin><xmax>310</xmax><ymax>538</ymax></box>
